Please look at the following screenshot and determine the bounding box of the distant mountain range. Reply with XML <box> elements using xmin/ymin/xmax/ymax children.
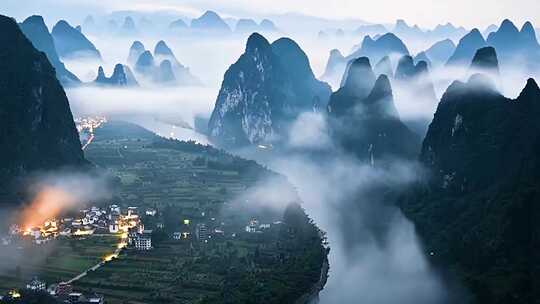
<box><xmin>94</xmin><ymin>64</ymin><xmax>138</xmax><ymax>87</ymax></box>
<box><xmin>129</xmin><ymin>40</ymin><xmax>200</xmax><ymax>86</ymax></box>
<box><xmin>322</xmin><ymin>32</ymin><xmax>409</xmax><ymax>87</ymax></box>
<box><xmin>445</xmin><ymin>19</ymin><xmax>540</xmax><ymax>71</ymax></box>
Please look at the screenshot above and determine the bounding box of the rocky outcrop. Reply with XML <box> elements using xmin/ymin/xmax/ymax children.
<box><xmin>208</xmin><ymin>33</ymin><xmax>331</xmax><ymax>147</ymax></box>
<box><xmin>169</xmin><ymin>19</ymin><xmax>188</xmax><ymax>30</ymax></box>
<box><xmin>469</xmin><ymin>46</ymin><xmax>500</xmax><ymax>77</ymax></box>
<box><xmin>94</xmin><ymin>64</ymin><xmax>138</xmax><ymax>87</ymax></box>
<box><xmin>401</xmin><ymin>76</ymin><xmax>540</xmax><ymax>304</ymax></box>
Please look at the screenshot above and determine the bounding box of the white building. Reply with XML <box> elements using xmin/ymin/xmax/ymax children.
<box><xmin>196</xmin><ymin>223</ymin><xmax>208</xmax><ymax>241</ymax></box>
<box><xmin>110</xmin><ymin>204</ymin><xmax>120</xmax><ymax>213</ymax></box>
<box><xmin>109</xmin><ymin>223</ymin><xmax>119</xmax><ymax>233</ymax></box>
<box><xmin>26</xmin><ymin>277</ymin><xmax>46</xmax><ymax>291</ymax></box>
<box><xmin>145</xmin><ymin>208</ymin><xmax>157</xmax><ymax>216</ymax></box>
<box><xmin>134</xmin><ymin>234</ymin><xmax>152</xmax><ymax>250</ymax></box>
<box><xmin>245</xmin><ymin>225</ymin><xmax>257</xmax><ymax>233</ymax></box>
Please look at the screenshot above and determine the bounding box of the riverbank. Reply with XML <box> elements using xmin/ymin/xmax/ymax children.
<box><xmin>295</xmin><ymin>247</ymin><xmax>330</xmax><ymax>304</ymax></box>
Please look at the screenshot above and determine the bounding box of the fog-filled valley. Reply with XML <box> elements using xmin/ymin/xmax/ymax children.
<box><xmin>0</xmin><ymin>3</ymin><xmax>539</xmax><ymax>304</ymax></box>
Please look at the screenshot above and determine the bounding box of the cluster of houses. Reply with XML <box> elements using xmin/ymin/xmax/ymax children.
<box><xmin>244</xmin><ymin>219</ymin><xmax>273</xmax><ymax>233</ymax></box>
<box><xmin>74</xmin><ymin>116</ymin><xmax>107</xmax><ymax>134</ymax></box>
<box><xmin>0</xmin><ymin>278</ymin><xmax>105</xmax><ymax>304</ymax></box>
<box><xmin>4</xmin><ymin>204</ymin><xmax>155</xmax><ymax>248</ymax></box>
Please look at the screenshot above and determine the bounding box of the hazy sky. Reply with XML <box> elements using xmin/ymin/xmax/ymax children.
<box><xmin>2</xmin><ymin>0</ymin><xmax>539</xmax><ymax>29</ymax></box>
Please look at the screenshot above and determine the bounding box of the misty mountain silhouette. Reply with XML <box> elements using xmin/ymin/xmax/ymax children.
<box><xmin>352</xmin><ymin>33</ymin><xmax>410</xmax><ymax>64</ymax></box>
<box><xmin>422</xmin><ymin>38</ymin><xmax>456</xmax><ymax>66</ymax></box>
<box><xmin>119</xmin><ymin>16</ymin><xmax>137</xmax><ymax>35</ymax></box>
<box><xmin>154</xmin><ymin>60</ymin><xmax>177</xmax><ymax>83</ymax></box>
<box><xmin>322</xmin><ymin>33</ymin><xmax>410</xmax><ymax>87</ymax></box>
<box><xmin>191</xmin><ymin>11</ymin><xmax>231</xmax><ymax>33</ymax></box>
<box><xmin>374</xmin><ymin>55</ymin><xmax>393</xmax><ymax>78</ymax></box>
<box><xmin>134</xmin><ymin>50</ymin><xmax>155</xmax><ymax>75</ymax></box>
<box><xmin>128</xmin><ymin>40</ymin><xmax>145</xmax><ymax>65</ymax></box>
<box><xmin>447</xmin><ymin>28</ymin><xmax>486</xmax><ymax>66</ymax></box>
<box><xmin>486</xmin><ymin>19</ymin><xmax>540</xmax><ymax>70</ymax></box>
<box><xmin>469</xmin><ymin>46</ymin><xmax>500</xmax><ymax>79</ymax></box>
<box><xmin>327</xmin><ymin>57</ymin><xmax>421</xmax><ymax>162</ymax></box>
<box><xmin>169</xmin><ymin>18</ymin><xmax>188</xmax><ymax>30</ymax></box>
<box><xmin>259</xmin><ymin>19</ymin><xmax>277</xmax><ymax>32</ymax></box>
<box><xmin>235</xmin><ymin>18</ymin><xmax>258</xmax><ymax>33</ymax></box>
<box><xmin>52</xmin><ymin>20</ymin><xmax>101</xmax><ymax>60</ymax></box>
<box><xmin>94</xmin><ymin>64</ymin><xmax>138</xmax><ymax>87</ymax></box>
<box><xmin>19</xmin><ymin>15</ymin><xmax>80</xmax><ymax>86</ymax></box>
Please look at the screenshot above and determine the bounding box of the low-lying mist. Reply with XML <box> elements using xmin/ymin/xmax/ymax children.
<box><xmin>0</xmin><ymin>170</ymin><xmax>113</xmax><ymax>276</ymax></box>
<box><xmin>56</xmin><ymin>22</ymin><xmax>540</xmax><ymax>304</ymax></box>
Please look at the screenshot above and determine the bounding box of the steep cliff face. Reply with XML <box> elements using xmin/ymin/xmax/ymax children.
<box><xmin>0</xmin><ymin>15</ymin><xmax>86</xmax><ymax>183</ymax></box>
<box><xmin>327</xmin><ymin>57</ymin><xmax>421</xmax><ymax>163</ymax></box>
<box><xmin>271</xmin><ymin>37</ymin><xmax>331</xmax><ymax>110</ymax></box>
<box><xmin>19</xmin><ymin>15</ymin><xmax>80</xmax><ymax>86</ymax></box>
<box><xmin>401</xmin><ymin>75</ymin><xmax>540</xmax><ymax>304</ymax></box>
<box><xmin>208</xmin><ymin>33</ymin><xmax>331</xmax><ymax>147</ymax></box>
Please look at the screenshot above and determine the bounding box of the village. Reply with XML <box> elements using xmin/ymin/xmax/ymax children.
<box><xmin>0</xmin><ymin>200</ymin><xmax>283</xmax><ymax>303</ymax></box>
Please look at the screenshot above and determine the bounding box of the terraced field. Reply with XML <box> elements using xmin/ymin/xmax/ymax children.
<box><xmin>0</xmin><ymin>235</ymin><xmax>119</xmax><ymax>293</ymax></box>
<box><xmin>1</xmin><ymin>121</ymin><xmax>327</xmax><ymax>304</ymax></box>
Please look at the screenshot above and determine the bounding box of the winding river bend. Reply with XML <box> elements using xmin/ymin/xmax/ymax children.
<box><xmin>140</xmin><ymin>121</ymin><xmax>446</xmax><ymax>304</ymax></box>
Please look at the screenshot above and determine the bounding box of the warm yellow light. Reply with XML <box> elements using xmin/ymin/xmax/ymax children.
<box><xmin>9</xmin><ymin>290</ymin><xmax>21</xmax><ymax>298</ymax></box>
<box><xmin>103</xmin><ymin>254</ymin><xmax>117</xmax><ymax>262</ymax></box>
<box><xmin>183</xmin><ymin>219</ymin><xmax>190</xmax><ymax>225</ymax></box>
